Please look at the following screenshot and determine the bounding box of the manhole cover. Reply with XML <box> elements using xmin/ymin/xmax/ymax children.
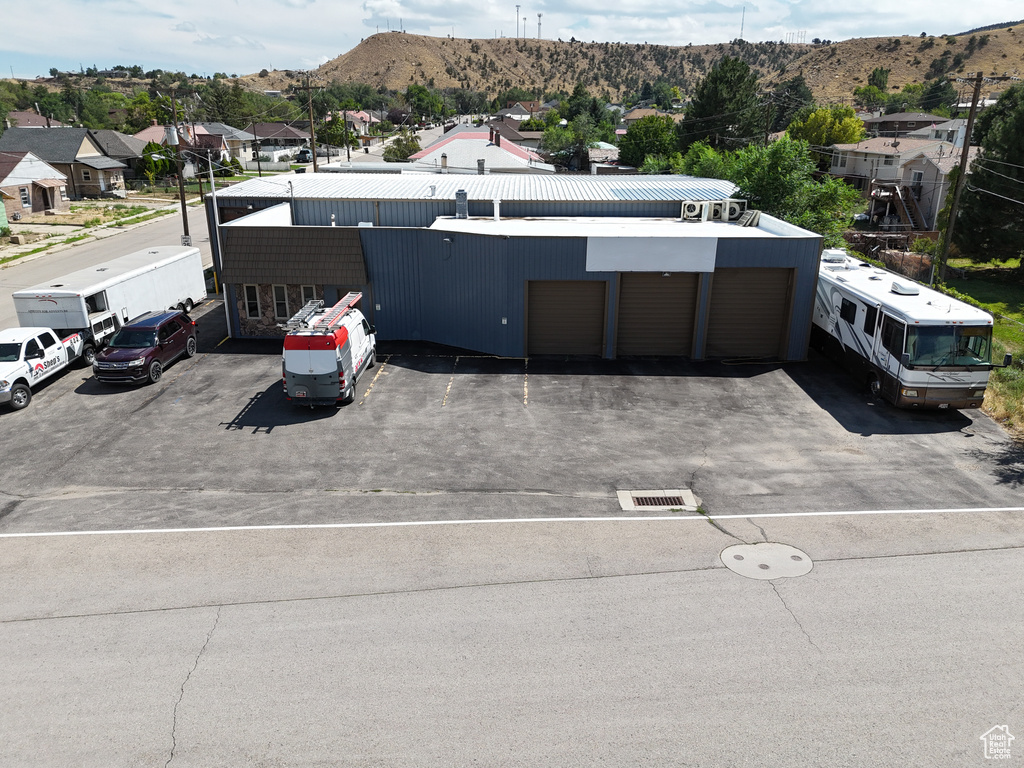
<box><xmin>720</xmin><ymin>543</ymin><xmax>813</xmax><ymax>580</ymax></box>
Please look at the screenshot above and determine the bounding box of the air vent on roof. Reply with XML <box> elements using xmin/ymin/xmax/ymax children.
<box><xmin>455</xmin><ymin>189</ymin><xmax>468</xmax><ymax>219</ymax></box>
<box><xmin>891</xmin><ymin>281</ymin><xmax>920</xmax><ymax>296</ymax></box>
<box><xmin>822</xmin><ymin>249</ymin><xmax>847</xmax><ymax>263</ymax></box>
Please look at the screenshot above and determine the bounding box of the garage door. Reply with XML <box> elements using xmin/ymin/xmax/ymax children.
<box><xmin>705</xmin><ymin>268</ymin><xmax>792</xmax><ymax>358</ymax></box>
<box><xmin>616</xmin><ymin>273</ymin><xmax>699</xmax><ymax>356</ymax></box>
<box><xmin>527</xmin><ymin>281</ymin><xmax>606</xmax><ymax>356</ymax></box>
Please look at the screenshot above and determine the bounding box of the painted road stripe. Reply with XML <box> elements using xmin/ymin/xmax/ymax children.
<box><xmin>1</xmin><ymin>506</ymin><xmax>1024</xmax><ymax>539</ymax></box>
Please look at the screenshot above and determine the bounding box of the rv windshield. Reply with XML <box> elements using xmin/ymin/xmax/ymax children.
<box><xmin>0</xmin><ymin>343</ymin><xmax>21</xmax><ymax>362</ymax></box>
<box><xmin>108</xmin><ymin>329</ymin><xmax>158</xmax><ymax>348</ymax></box>
<box><xmin>906</xmin><ymin>325</ymin><xmax>992</xmax><ymax>366</ymax></box>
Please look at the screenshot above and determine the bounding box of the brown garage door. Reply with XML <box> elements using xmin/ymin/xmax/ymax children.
<box><xmin>617</xmin><ymin>272</ymin><xmax>699</xmax><ymax>356</ymax></box>
<box><xmin>527</xmin><ymin>280</ymin><xmax>606</xmax><ymax>356</ymax></box>
<box><xmin>705</xmin><ymin>268</ymin><xmax>792</xmax><ymax>358</ymax></box>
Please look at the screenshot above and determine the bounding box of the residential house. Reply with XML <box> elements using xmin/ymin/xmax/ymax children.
<box><xmin>495</xmin><ymin>102</ymin><xmax>535</xmax><ymax>121</ymax></box>
<box><xmin>829</xmin><ymin>136</ymin><xmax>969</xmax><ymax>231</ymax></box>
<box><xmin>862</xmin><ymin>112</ymin><xmax>948</xmax><ymax>138</ymax></box>
<box><xmin>484</xmin><ymin>117</ymin><xmax>544</xmax><ymax>150</ymax></box>
<box><xmin>622</xmin><ymin>107</ymin><xmax>683</xmax><ymax>127</ymax></box>
<box><xmin>408</xmin><ymin>127</ymin><xmax>555</xmax><ymax>174</ymax></box>
<box><xmin>906</xmin><ymin>119</ymin><xmax>966</xmax><ymax>144</ymax></box>
<box><xmin>194</xmin><ymin>122</ymin><xmax>253</xmax><ymax>161</ymax></box>
<box><xmin>3</xmin><ymin>111</ymin><xmax>65</xmax><ymax>129</ymax></box>
<box><xmin>242</xmin><ymin>123</ymin><xmax>311</xmax><ymax>153</ymax></box>
<box><xmin>89</xmin><ymin>130</ymin><xmax>148</xmax><ymax>179</ymax></box>
<box><xmin>0</xmin><ymin>127</ymin><xmax>126</xmax><ymax>198</ymax></box>
<box><xmin>0</xmin><ymin>151</ymin><xmax>70</xmax><ymax>218</ymax></box>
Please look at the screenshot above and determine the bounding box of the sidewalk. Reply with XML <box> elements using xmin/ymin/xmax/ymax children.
<box><xmin>1</xmin><ymin>200</ymin><xmax>193</xmax><ymax>266</ymax></box>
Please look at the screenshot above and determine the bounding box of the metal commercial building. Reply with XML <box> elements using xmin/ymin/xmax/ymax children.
<box><xmin>206</xmin><ymin>174</ymin><xmax>823</xmax><ymax>360</ymax></box>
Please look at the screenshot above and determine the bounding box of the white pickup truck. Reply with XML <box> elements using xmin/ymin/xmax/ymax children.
<box><xmin>0</xmin><ymin>327</ymin><xmax>86</xmax><ymax>411</ymax></box>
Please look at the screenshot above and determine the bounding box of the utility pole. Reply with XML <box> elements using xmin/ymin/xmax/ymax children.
<box><xmin>298</xmin><ymin>73</ymin><xmax>320</xmax><ymax>172</ymax></box>
<box><xmin>344</xmin><ymin>109</ymin><xmax>351</xmax><ymax>162</ymax></box>
<box><xmin>169</xmin><ymin>91</ymin><xmax>190</xmax><ymax>242</ymax></box>
<box><xmin>934</xmin><ymin>71</ymin><xmax>983</xmax><ymax>284</ymax></box>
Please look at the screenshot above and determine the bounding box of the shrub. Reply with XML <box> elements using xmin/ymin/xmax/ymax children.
<box><xmin>912</xmin><ymin>237</ymin><xmax>937</xmax><ymax>255</ymax></box>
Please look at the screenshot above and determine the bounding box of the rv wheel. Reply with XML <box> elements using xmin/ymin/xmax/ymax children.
<box><xmin>184</xmin><ymin>298</ymin><xmax>194</xmax><ymax>313</ymax></box>
<box><xmin>868</xmin><ymin>375</ymin><xmax>881</xmax><ymax>398</ymax></box>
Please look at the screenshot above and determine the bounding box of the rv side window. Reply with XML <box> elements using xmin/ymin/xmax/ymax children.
<box><xmin>880</xmin><ymin>316</ymin><xmax>906</xmax><ymax>356</ymax></box>
<box><xmin>273</xmin><ymin>285</ymin><xmax>289</xmax><ymax>320</ymax></box>
<box><xmin>863</xmin><ymin>306</ymin><xmax>878</xmax><ymax>335</ymax></box>
<box><xmin>243</xmin><ymin>285</ymin><xmax>260</xmax><ymax>319</ymax></box>
<box><xmin>839</xmin><ymin>298</ymin><xmax>857</xmax><ymax>324</ymax></box>
<box><xmin>85</xmin><ymin>292</ymin><xmax>108</xmax><ymax>313</ymax></box>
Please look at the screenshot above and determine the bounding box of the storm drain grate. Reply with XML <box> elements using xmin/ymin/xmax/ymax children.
<box><xmin>616</xmin><ymin>489</ymin><xmax>699</xmax><ymax>512</ymax></box>
<box><xmin>633</xmin><ymin>495</ymin><xmax>686</xmax><ymax>507</ymax></box>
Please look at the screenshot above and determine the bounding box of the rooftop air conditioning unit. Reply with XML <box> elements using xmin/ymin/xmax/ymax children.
<box><xmin>891</xmin><ymin>281</ymin><xmax>920</xmax><ymax>296</ymax></box>
<box><xmin>681</xmin><ymin>200</ymin><xmax>704</xmax><ymax>221</ymax></box>
<box><xmin>707</xmin><ymin>201</ymin><xmax>726</xmax><ymax>221</ymax></box>
<box><xmin>725</xmin><ymin>198</ymin><xmax>746</xmax><ymax>221</ymax></box>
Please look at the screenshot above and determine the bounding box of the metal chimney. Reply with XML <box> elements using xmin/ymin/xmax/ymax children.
<box><xmin>455</xmin><ymin>189</ymin><xmax>468</xmax><ymax>219</ymax></box>
<box><xmin>477</xmin><ymin>159</ymin><xmax>485</xmax><ymax>175</ymax></box>
<box><xmin>441</xmin><ymin>153</ymin><xmax>448</xmax><ymax>172</ymax></box>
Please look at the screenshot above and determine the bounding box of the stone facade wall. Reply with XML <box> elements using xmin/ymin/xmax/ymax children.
<box><xmin>236</xmin><ymin>283</ymin><xmax>324</xmax><ymax>337</ymax></box>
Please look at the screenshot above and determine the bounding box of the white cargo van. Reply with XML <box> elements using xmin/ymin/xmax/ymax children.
<box><xmin>12</xmin><ymin>245</ymin><xmax>206</xmax><ymax>364</ymax></box>
<box><xmin>282</xmin><ymin>292</ymin><xmax>376</xmax><ymax>406</ymax></box>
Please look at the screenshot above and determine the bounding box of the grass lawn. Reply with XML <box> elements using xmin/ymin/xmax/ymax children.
<box><xmin>945</xmin><ymin>257</ymin><xmax>1024</xmax><ymax>437</ymax></box>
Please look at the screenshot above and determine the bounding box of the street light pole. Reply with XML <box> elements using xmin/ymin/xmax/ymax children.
<box><xmin>168</xmin><ymin>92</ymin><xmax>190</xmax><ymax>243</ymax></box>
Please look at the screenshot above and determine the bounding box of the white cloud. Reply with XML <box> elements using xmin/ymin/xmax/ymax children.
<box><xmin>172</xmin><ymin>21</ymin><xmax>198</xmax><ymax>32</ymax></box>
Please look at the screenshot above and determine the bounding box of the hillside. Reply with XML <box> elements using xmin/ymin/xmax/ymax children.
<box><xmin>237</xmin><ymin>33</ymin><xmax>811</xmax><ymax>101</ymax></box>
<box><xmin>767</xmin><ymin>25</ymin><xmax>1024</xmax><ymax>103</ymax></box>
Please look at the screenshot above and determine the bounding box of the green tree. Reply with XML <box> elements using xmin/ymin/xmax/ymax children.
<box><xmin>382</xmin><ymin>129</ymin><xmax>421</xmax><ymax>162</ymax></box>
<box><xmin>678</xmin><ymin>56</ymin><xmax>760</xmax><ymax>150</ymax></box>
<box><xmin>868</xmin><ymin>67</ymin><xmax>890</xmax><ymax>91</ymax></box>
<box><xmin>618</xmin><ymin>114</ymin><xmax>675</xmax><ymax>168</ymax></box>
<box><xmin>769</xmin><ymin>74</ymin><xmax>814</xmax><ymax>132</ymax></box>
<box><xmin>852</xmin><ymin>84</ymin><xmax>888</xmax><ymax>111</ymax></box>
<box><xmin>679</xmin><ymin>137</ymin><xmax>861</xmax><ymax>247</ymax></box>
<box><xmin>786</xmin><ymin>105</ymin><xmax>866</xmax><ymax>164</ymax></box>
<box><xmin>953</xmin><ymin>84</ymin><xmax>1024</xmax><ymax>262</ymax></box>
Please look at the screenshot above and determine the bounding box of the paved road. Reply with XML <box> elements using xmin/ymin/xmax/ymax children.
<box><xmin>0</xmin><ymin>204</ymin><xmax>212</xmax><ymax>328</ymax></box>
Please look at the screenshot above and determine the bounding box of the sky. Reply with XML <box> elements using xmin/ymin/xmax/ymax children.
<box><xmin>2</xmin><ymin>0</ymin><xmax>1020</xmax><ymax>80</ymax></box>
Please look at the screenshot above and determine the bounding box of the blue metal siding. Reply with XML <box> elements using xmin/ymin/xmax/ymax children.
<box><xmin>715</xmin><ymin>235</ymin><xmax>823</xmax><ymax>360</ymax></box>
<box><xmin>361</xmin><ymin>229</ymin><xmax>615</xmax><ymax>357</ymax></box>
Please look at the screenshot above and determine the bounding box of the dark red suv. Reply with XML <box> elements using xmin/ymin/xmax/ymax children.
<box><xmin>93</xmin><ymin>310</ymin><xmax>197</xmax><ymax>385</ymax></box>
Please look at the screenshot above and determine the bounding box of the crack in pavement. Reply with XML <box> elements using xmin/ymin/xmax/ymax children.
<box><xmin>165</xmin><ymin>606</ymin><xmax>222</xmax><ymax>768</ymax></box>
<box><xmin>749</xmin><ymin>519</ymin><xmax>770</xmax><ymax>542</ymax></box>
<box><xmin>770</xmin><ymin>581</ymin><xmax>821</xmax><ymax>654</ymax></box>
<box><xmin>697</xmin><ymin>507</ymin><xmax>749</xmax><ymax>544</ymax></box>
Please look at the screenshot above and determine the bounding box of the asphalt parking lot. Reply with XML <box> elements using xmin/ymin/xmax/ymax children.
<box><xmin>1</xmin><ymin>295</ymin><xmax>1022</xmax><ymax>534</ymax></box>
<box><xmin>3</xmin><ymin>296</ymin><xmax>1024</xmax><ymax>766</ymax></box>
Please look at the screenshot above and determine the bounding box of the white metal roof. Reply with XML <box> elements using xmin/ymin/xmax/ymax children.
<box><xmin>819</xmin><ymin>253</ymin><xmax>992</xmax><ymax>326</ymax></box>
<box><xmin>429</xmin><ymin>216</ymin><xmax>776</xmax><ymax>239</ymax></box>
<box><xmin>213</xmin><ymin>173</ymin><xmax>739</xmax><ymax>203</ymax></box>
<box><xmin>14</xmin><ymin>246</ymin><xmax>198</xmax><ymax>298</ymax></box>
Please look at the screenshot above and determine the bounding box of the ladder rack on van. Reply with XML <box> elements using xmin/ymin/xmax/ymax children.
<box><xmin>313</xmin><ymin>292</ymin><xmax>362</xmax><ymax>332</ymax></box>
<box><xmin>283</xmin><ymin>300</ymin><xmax>325</xmax><ymax>331</ymax></box>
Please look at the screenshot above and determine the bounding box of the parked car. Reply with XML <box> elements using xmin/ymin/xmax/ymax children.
<box><xmin>92</xmin><ymin>310</ymin><xmax>197</xmax><ymax>385</ymax></box>
<box><xmin>296</xmin><ymin>148</ymin><xmax>313</xmax><ymax>163</ymax></box>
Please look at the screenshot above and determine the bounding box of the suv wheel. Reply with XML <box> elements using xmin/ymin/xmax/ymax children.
<box><xmin>148</xmin><ymin>360</ymin><xmax>162</xmax><ymax>384</ymax></box>
<box><xmin>185</xmin><ymin>337</ymin><xmax>197</xmax><ymax>358</ymax></box>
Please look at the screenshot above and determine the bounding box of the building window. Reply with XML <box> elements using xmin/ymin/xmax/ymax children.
<box><xmin>20</xmin><ymin>187</ymin><xmax>30</xmax><ymax>207</ymax></box>
<box><xmin>883</xmin><ymin>157</ymin><xmax>895</xmax><ymax>166</ymax></box>
<box><xmin>839</xmin><ymin>153</ymin><xmax>847</xmax><ymax>168</ymax></box>
<box><xmin>59</xmin><ymin>186</ymin><xmax>68</xmax><ymax>201</ymax></box>
<box><xmin>906</xmin><ymin>122</ymin><xmax>916</xmax><ymax>128</ymax></box>
<box><xmin>243</xmin><ymin>285</ymin><xmax>260</xmax><ymax>318</ymax></box>
<box><xmin>301</xmin><ymin>285</ymin><xmax>316</xmax><ymax>306</ymax></box>
<box><xmin>273</xmin><ymin>285</ymin><xmax>289</xmax><ymax>319</ymax></box>
<box><xmin>82</xmin><ymin>169</ymin><xmax>92</xmax><ymax>181</ymax></box>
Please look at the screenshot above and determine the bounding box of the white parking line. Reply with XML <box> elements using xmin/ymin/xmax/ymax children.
<box><xmin>1</xmin><ymin>506</ymin><xmax>1023</xmax><ymax>539</ymax></box>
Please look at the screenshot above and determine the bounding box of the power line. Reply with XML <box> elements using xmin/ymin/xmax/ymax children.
<box><xmin>971</xmin><ymin>164</ymin><xmax>1024</xmax><ymax>186</ymax></box>
<box><xmin>975</xmin><ymin>156</ymin><xmax>1024</xmax><ymax>172</ymax></box>
<box><xmin>965</xmin><ymin>184</ymin><xmax>1024</xmax><ymax>206</ymax></box>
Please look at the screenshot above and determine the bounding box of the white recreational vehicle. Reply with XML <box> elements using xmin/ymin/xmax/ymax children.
<box><xmin>811</xmin><ymin>249</ymin><xmax>1011</xmax><ymax>409</ymax></box>
<box><xmin>12</xmin><ymin>246</ymin><xmax>206</xmax><ymax>364</ymax></box>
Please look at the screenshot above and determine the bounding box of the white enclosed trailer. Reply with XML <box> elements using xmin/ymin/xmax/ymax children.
<box><xmin>811</xmin><ymin>249</ymin><xmax>1011</xmax><ymax>409</ymax></box>
<box><xmin>12</xmin><ymin>245</ymin><xmax>206</xmax><ymax>362</ymax></box>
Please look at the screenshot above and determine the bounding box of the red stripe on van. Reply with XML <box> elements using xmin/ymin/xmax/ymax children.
<box><xmin>283</xmin><ymin>327</ymin><xmax>349</xmax><ymax>350</ymax></box>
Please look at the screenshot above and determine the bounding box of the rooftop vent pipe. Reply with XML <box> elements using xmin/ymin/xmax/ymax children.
<box><xmin>492</xmin><ymin>199</ymin><xmax>501</xmax><ymax>221</ymax></box>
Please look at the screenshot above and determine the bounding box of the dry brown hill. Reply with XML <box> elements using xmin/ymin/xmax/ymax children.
<box><xmin>767</xmin><ymin>26</ymin><xmax>1024</xmax><ymax>103</ymax></box>
<box><xmin>238</xmin><ymin>32</ymin><xmax>811</xmax><ymax>101</ymax></box>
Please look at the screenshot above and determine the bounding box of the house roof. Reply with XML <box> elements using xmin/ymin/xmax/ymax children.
<box><xmin>195</xmin><ymin>122</ymin><xmax>252</xmax><ymax>142</ymax></box>
<box><xmin>90</xmin><ymin>130</ymin><xmax>147</xmax><ymax>159</ymax></box>
<box><xmin>408</xmin><ymin>132</ymin><xmax>549</xmax><ymax>172</ymax></box>
<box><xmin>831</xmin><ymin>137</ymin><xmax>947</xmax><ymax>156</ymax></box>
<box><xmin>0</xmin><ymin>150</ymin><xmax>67</xmax><ymax>186</ymax></box>
<box><xmin>926</xmin><ymin>145</ymin><xmax>980</xmax><ymax>175</ymax></box>
<box><xmin>6</xmin><ymin>111</ymin><xmax>64</xmax><ymax>128</ymax></box>
<box><xmin>78</xmin><ymin>155</ymin><xmax>127</xmax><ymax>170</ymax></box>
<box><xmin>214</xmin><ymin>173</ymin><xmax>739</xmax><ymax>203</ymax></box>
<box><xmin>863</xmin><ymin>112</ymin><xmax>948</xmax><ymax>124</ymax></box>
<box><xmin>243</xmin><ymin>123</ymin><xmax>311</xmax><ymax>140</ymax></box>
<box><xmin>0</xmin><ymin>127</ymin><xmax>103</xmax><ymax>164</ymax></box>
